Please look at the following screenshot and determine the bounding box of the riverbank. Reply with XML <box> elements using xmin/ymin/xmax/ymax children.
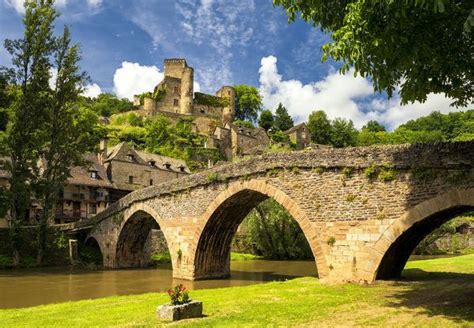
<box><xmin>1</xmin><ymin>254</ymin><xmax>473</xmax><ymax>327</ymax></box>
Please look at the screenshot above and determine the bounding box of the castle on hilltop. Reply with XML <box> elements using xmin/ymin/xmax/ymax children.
<box><xmin>132</xmin><ymin>58</ymin><xmax>236</xmax><ymax>135</ymax></box>
<box><xmin>126</xmin><ymin>58</ymin><xmax>310</xmax><ymax>161</ymax></box>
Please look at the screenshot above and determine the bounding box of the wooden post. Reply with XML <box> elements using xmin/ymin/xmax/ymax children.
<box><xmin>69</xmin><ymin>239</ymin><xmax>79</xmax><ymax>265</ymax></box>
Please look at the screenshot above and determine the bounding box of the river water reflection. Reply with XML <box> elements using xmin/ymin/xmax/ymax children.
<box><xmin>0</xmin><ymin>255</ymin><xmax>452</xmax><ymax>309</ymax></box>
<box><xmin>0</xmin><ymin>260</ymin><xmax>317</xmax><ymax>309</ymax></box>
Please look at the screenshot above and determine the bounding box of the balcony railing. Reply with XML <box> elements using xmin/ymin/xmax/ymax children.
<box><xmin>55</xmin><ymin>209</ymin><xmax>92</xmax><ymax>220</ymax></box>
<box><xmin>60</xmin><ymin>192</ymin><xmax>110</xmax><ymax>202</ymax></box>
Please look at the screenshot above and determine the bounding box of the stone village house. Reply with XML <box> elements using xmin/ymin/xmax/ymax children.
<box><xmin>0</xmin><ymin>140</ymin><xmax>190</xmax><ymax>227</ymax></box>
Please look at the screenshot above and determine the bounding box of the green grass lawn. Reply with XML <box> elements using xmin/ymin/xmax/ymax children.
<box><xmin>1</xmin><ymin>254</ymin><xmax>473</xmax><ymax>327</ymax></box>
<box><xmin>230</xmin><ymin>252</ymin><xmax>263</xmax><ymax>261</ymax></box>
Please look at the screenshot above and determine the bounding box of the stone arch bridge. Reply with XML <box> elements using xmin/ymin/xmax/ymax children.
<box><xmin>71</xmin><ymin>142</ymin><xmax>474</xmax><ymax>284</ymax></box>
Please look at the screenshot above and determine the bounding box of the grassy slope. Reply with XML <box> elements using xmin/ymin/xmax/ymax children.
<box><xmin>1</xmin><ymin>254</ymin><xmax>473</xmax><ymax>327</ymax></box>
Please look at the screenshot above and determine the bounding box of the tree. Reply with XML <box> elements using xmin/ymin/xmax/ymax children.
<box><xmin>258</xmin><ymin>110</ymin><xmax>274</xmax><ymax>131</ymax></box>
<box><xmin>144</xmin><ymin>115</ymin><xmax>203</xmax><ymax>163</ymax></box>
<box><xmin>234</xmin><ymin>85</ymin><xmax>263</xmax><ymax>122</ymax></box>
<box><xmin>35</xmin><ymin>26</ymin><xmax>99</xmax><ymax>265</ymax></box>
<box><xmin>273</xmin><ymin>103</ymin><xmax>293</xmax><ymax>131</ymax></box>
<box><xmin>243</xmin><ymin>199</ymin><xmax>313</xmax><ymax>260</ymax></box>
<box><xmin>330</xmin><ymin>118</ymin><xmax>358</xmax><ymax>148</ymax></box>
<box><xmin>3</xmin><ymin>0</ymin><xmax>59</xmax><ymax>266</ymax></box>
<box><xmin>274</xmin><ymin>0</ymin><xmax>473</xmax><ymax>107</ymax></box>
<box><xmin>362</xmin><ymin>120</ymin><xmax>386</xmax><ymax>133</ymax></box>
<box><xmin>307</xmin><ymin>110</ymin><xmax>332</xmax><ymax>144</ymax></box>
<box><xmin>357</xmin><ymin>130</ymin><xmax>391</xmax><ymax>146</ymax></box>
<box><xmin>399</xmin><ymin>110</ymin><xmax>474</xmax><ymax>140</ymax></box>
<box><xmin>233</xmin><ymin>120</ymin><xmax>255</xmax><ymax>129</ymax></box>
<box><xmin>269</xmin><ymin>130</ymin><xmax>290</xmax><ymax>144</ymax></box>
<box><xmin>3</xmin><ymin>1</ymin><xmax>99</xmax><ymax>265</ymax></box>
<box><xmin>85</xmin><ymin>93</ymin><xmax>133</xmax><ymax>117</ymax></box>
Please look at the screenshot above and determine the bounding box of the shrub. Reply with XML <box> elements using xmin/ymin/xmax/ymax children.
<box><xmin>0</xmin><ymin>255</ymin><xmax>12</xmax><ymax>269</ymax></box>
<box><xmin>207</xmin><ymin>172</ymin><xmax>220</xmax><ymax>183</ymax></box>
<box><xmin>411</xmin><ymin>167</ymin><xmax>437</xmax><ymax>181</ymax></box>
<box><xmin>378</xmin><ymin>167</ymin><xmax>397</xmax><ymax>182</ymax></box>
<box><xmin>341</xmin><ymin>167</ymin><xmax>353</xmax><ymax>178</ymax></box>
<box><xmin>346</xmin><ymin>193</ymin><xmax>356</xmax><ymax>202</ymax></box>
<box><xmin>167</xmin><ymin>284</ymin><xmax>190</xmax><ymax>305</ymax></box>
<box><xmin>364</xmin><ymin>165</ymin><xmax>378</xmax><ymax>179</ymax></box>
<box><xmin>194</xmin><ymin>92</ymin><xmax>229</xmax><ymax>107</ymax></box>
<box><xmin>266</xmin><ymin>168</ymin><xmax>279</xmax><ymax>177</ymax></box>
<box><xmin>313</xmin><ymin>167</ymin><xmax>324</xmax><ymax>175</ymax></box>
<box><xmin>151</xmin><ymin>251</ymin><xmax>171</xmax><ymax>263</ymax></box>
<box><xmin>327</xmin><ymin>236</ymin><xmax>336</xmax><ymax>247</ymax></box>
<box><xmin>291</xmin><ymin>166</ymin><xmax>300</xmax><ymax>174</ymax></box>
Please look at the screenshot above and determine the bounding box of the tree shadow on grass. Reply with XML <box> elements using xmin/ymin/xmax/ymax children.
<box><xmin>385</xmin><ymin>269</ymin><xmax>474</xmax><ymax>324</ymax></box>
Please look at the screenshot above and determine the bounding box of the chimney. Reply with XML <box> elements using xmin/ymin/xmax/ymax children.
<box><xmin>99</xmin><ymin>138</ymin><xmax>108</xmax><ymax>165</ymax></box>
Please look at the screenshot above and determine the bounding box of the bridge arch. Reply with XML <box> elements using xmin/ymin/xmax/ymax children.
<box><xmin>190</xmin><ymin>180</ymin><xmax>328</xmax><ymax>280</ymax></box>
<box><xmin>82</xmin><ymin>236</ymin><xmax>104</xmax><ymax>265</ymax></box>
<box><xmin>115</xmin><ymin>203</ymin><xmax>171</xmax><ymax>268</ymax></box>
<box><xmin>371</xmin><ymin>188</ymin><xmax>474</xmax><ymax>281</ymax></box>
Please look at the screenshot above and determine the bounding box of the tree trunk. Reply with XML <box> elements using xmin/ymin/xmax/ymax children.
<box><xmin>12</xmin><ymin>248</ymin><xmax>20</xmax><ymax>267</ymax></box>
<box><xmin>8</xmin><ymin>208</ymin><xmax>21</xmax><ymax>268</ymax></box>
<box><xmin>36</xmin><ymin>213</ymin><xmax>48</xmax><ymax>266</ymax></box>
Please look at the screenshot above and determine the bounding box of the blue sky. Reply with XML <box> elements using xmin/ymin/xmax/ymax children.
<box><xmin>0</xmin><ymin>0</ymin><xmax>469</xmax><ymax>129</ymax></box>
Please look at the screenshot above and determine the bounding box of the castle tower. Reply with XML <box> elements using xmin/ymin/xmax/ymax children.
<box><xmin>180</xmin><ymin>66</ymin><xmax>194</xmax><ymax>115</ymax></box>
<box><xmin>163</xmin><ymin>59</ymin><xmax>194</xmax><ymax>115</ymax></box>
<box><xmin>163</xmin><ymin>58</ymin><xmax>187</xmax><ymax>79</ymax></box>
<box><xmin>216</xmin><ymin>86</ymin><xmax>236</xmax><ymax>123</ymax></box>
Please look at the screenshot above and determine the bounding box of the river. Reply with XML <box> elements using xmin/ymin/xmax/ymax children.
<box><xmin>0</xmin><ymin>255</ymin><xmax>456</xmax><ymax>309</ymax></box>
<box><xmin>0</xmin><ymin>260</ymin><xmax>317</xmax><ymax>309</ymax></box>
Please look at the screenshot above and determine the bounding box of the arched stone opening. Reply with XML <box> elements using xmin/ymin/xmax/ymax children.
<box><xmin>116</xmin><ymin>210</ymin><xmax>168</xmax><ymax>268</ymax></box>
<box><xmin>376</xmin><ymin>205</ymin><xmax>474</xmax><ymax>280</ymax></box>
<box><xmin>80</xmin><ymin>236</ymin><xmax>103</xmax><ymax>266</ymax></box>
<box><xmin>193</xmin><ymin>186</ymin><xmax>321</xmax><ymax>280</ymax></box>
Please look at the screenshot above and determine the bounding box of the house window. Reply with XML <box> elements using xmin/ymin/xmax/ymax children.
<box><xmin>149</xmin><ymin>179</ymin><xmax>153</xmax><ymax>186</ymax></box>
<box><xmin>164</xmin><ymin>163</ymin><xmax>171</xmax><ymax>170</ymax></box>
<box><xmin>173</xmin><ymin>86</ymin><xmax>179</xmax><ymax>95</ymax></box>
<box><xmin>179</xmin><ymin>166</ymin><xmax>185</xmax><ymax>172</ymax></box>
<box><xmin>128</xmin><ymin>176</ymin><xmax>134</xmax><ymax>184</ymax></box>
<box><xmin>228</xmin><ymin>90</ymin><xmax>231</xmax><ymax>96</ymax></box>
<box><xmin>200</xmin><ymin>108</ymin><xmax>205</xmax><ymax>113</ymax></box>
<box><xmin>90</xmin><ymin>171</ymin><xmax>98</xmax><ymax>179</ymax></box>
<box><xmin>127</xmin><ymin>154</ymin><xmax>134</xmax><ymax>161</ymax></box>
<box><xmin>148</xmin><ymin>160</ymin><xmax>156</xmax><ymax>167</ymax></box>
<box><xmin>89</xmin><ymin>203</ymin><xmax>97</xmax><ymax>214</ymax></box>
<box><xmin>173</xmin><ymin>99</ymin><xmax>179</xmax><ymax>106</ymax></box>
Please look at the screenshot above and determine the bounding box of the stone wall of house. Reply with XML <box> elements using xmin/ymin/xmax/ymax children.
<box><xmin>84</xmin><ymin>142</ymin><xmax>474</xmax><ymax>283</ymax></box>
<box><xmin>108</xmin><ymin>160</ymin><xmax>186</xmax><ymax>191</ymax></box>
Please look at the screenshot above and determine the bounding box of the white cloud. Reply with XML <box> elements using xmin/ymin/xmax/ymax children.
<box><xmin>5</xmin><ymin>0</ymin><xmax>67</xmax><ymax>14</ymax></box>
<box><xmin>174</xmin><ymin>0</ymin><xmax>255</xmax><ymax>92</ymax></box>
<box><xmin>113</xmin><ymin>62</ymin><xmax>164</xmax><ymax>100</ymax></box>
<box><xmin>368</xmin><ymin>94</ymin><xmax>470</xmax><ymax>130</ymax></box>
<box><xmin>193</xmin><ymin>81</ymin><xmax>201</xmax><ymax>93</ymax></box>
<box><xmin>82</xmin><ymin>83</ymin><xmax>102</xmax><ymax>98</ymax></box>
<box><xmin>113</xmin><ymin>61</ymin><xmax>202</xmax><ymax>101</ymax></box>
<box><xmin>258</xmin><ymin>55</ymin><xmax>469</xmax><ymax>129</ymax></box>
<box><xmin>87</xmin><ymin>0</ymin><xmax>102</xmax><ymax>8</ymax></box>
